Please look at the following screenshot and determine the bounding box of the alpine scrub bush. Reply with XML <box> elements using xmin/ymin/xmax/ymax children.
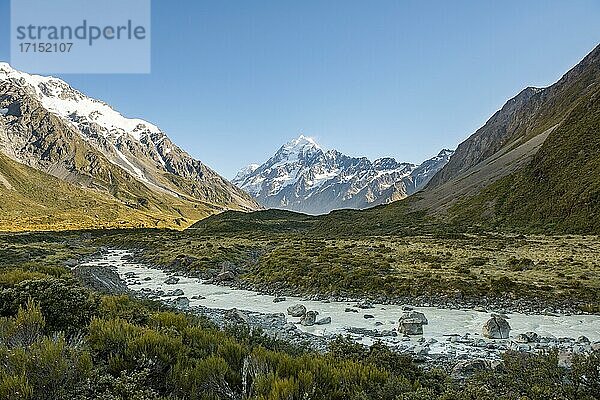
<box><xmin>0</xmin><ymin>301</ymin><xmax>92</xmax><ymax>400</ymax></box>
<box><xmin>0</xmin><ymin>278</ymin><xmax>98</xmax><ymax>333</ymax></box>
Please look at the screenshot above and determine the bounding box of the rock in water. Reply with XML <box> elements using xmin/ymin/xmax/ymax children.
<box><xmin>397</xmin><ymin>310</ymin><xmax>428</xmax><ymax>335</ymax></box>
<box><xmin>315</xmin><ymin>316</ymin><xmax>331</xmax><ymax>325</ymax></box>
<box><xmin>166</xmin><ymin>288</ymin><xmax>184</xmax><ymax>297</ymax></box>
<box><xmin>273</xmin><ymin>297</ymin><xmax>286</xmax><ymax>303</ymax></box>
<box><xmin>515</xmin><ymin>331</ymin><xmax>539</xmax><ymax>343</ymax></box>
<box><xmin>174</xmin><ymin>297</ymin><xmax>189</xmax><ymax>310</ymax></box>
<box><xmin>287</xmin><ymin>304</ymin><xmax>307</xmax><ymax>317</ymax></box>
<box><xmin>482</xmin><ymin>315</ymin><xmax>511</xmax><ymax>339</ymax></box>
<box><xmin>577</xmin><ymin>335</ymin><xmax>590</xmax><ymax>344</ymax></box>
<box><xmin>300</xmin><ymin>310</ymin><xmax>318</xmax><ymax>326</ymax></box>
<box><xmin>401</xmin><ymin>311</ymin><xmax>428</xmax><ymax>325</ymax></box>
<box><xmin>398</xmin><ymin>318</ymin><xmax>424</xmax><ymax>335</ymax></box>
<box><xmin>164</xmin><ymin>276</ymin><xmax>180</xmax><ymax>285</ymax></box>
<box><xmin>356</xmin><ymin>301</ymin><xmax>374</xmax><ymax>309</ymax></box>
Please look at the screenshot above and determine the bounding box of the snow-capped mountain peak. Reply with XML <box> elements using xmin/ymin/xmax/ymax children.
<box><xmin>283</xmin><ymin>134</ymin><xmax>320</xmax><ymax>151</ymax></box>
<box><xmin>233</xmin><ymin>163</ymin><xmax>260</xmax><ymax>182</ymax></box>
<box><xmin>0</xmin><ymin>63</ymin><xmax>258</xmax><ymax>212</ymax></box>
<box><xmin>233</xmin><ymin>136</ymin><xmax>454</xmax><ymax>214</ymax></box>
<box><xmin>270</xmin><ymin>134</ymin><xmax>321</xmax><ymax>164</ymax></box>
<box><xmin>0</xmin><ymin>63</ymin><xmax>177</xmax><ymax>185</ymax></box>
<box><xmin>0</xmin><ymin>62</ymin><xmax>161</xmax><ymax>143</ymax></box>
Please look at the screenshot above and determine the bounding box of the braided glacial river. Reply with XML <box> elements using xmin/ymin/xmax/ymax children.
<box><xmin>83</xmin><ymin>250</ymin><xmax>600</xmax><ymax>360</ymax></box>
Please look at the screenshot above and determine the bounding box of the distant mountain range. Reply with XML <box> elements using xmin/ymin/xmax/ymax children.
<box><xmin>195</xmin><ymin>43</ymin><xmax>600</xmax><ymax>235</ymax></box>
<box><xmin>0</xmin><ymin>63</ymin><xmax>259</xmax><ymax>230</ymax></box>
<box><xmin>233</xmin><ymin>135</ymin><xmax>453</xmax><ymax>214</ymax></box>
<box><xmin>3</xmin><ymin>42</ymin><xmax>599</xmax><ymax>233</ymax></box>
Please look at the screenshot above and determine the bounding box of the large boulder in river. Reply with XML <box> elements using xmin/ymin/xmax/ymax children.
<box><xmin>315</xmin><ymin>316</ymin><xmax>331</xmax><ymax>325</ymax></box>
<box><xmin>287</xmin><ymin>304</ymin><xmax>307</xmax><ymax>317</ymax></box>
<box><xmin>397</xmin><ymin>310</ymin><xmax>428</xmax><ymax>335</ymax></box>
<box><xmin>300</xmin><ymin>310</ymin><xmax>319</xmax><ymax>326</ymax></box>
<box><xmin>401</xmin><ymin>311</ymin><xmax>428</xmax><ymax>325</ymax></box>
<box><xmin>398</xmin><ymin>318</ymin><xmax>424</xmax><ymax>335</ymax></box>
<box><xmin>164</xmin><ymin>276</ymin><xmax>180</xmax><ymax>285</ymax></box>
<box><xmin>482</xmin><ymin>314</ymin><xmax>511</xmax><ymax>339</ymax></box>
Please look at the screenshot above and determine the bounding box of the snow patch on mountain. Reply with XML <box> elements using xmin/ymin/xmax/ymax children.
<box><xmin>0</xmin><ymin>62</ymin><xmax>168</xmax><ymax>188</ymax></box>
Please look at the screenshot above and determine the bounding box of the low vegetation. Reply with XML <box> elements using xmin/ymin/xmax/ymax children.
<box><xmin>94</xmin><ymin>229</ymin><xmax>600</xmax><ymax>311</ymax></box>
<box><xmin>0</xmin><ymin>236</ymin><xmax>599</xmax><ymax>399</ymax></box>
<box><xmin>2</xmin><ymin>211</ymin><xmax>600</xmax><ymax>399</ymax></box>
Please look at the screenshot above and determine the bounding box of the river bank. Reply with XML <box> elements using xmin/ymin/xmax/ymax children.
<box><xmin>76</xmin><ymin>249</ymin><xmax>600</xmax><ymax>373</ymax></box>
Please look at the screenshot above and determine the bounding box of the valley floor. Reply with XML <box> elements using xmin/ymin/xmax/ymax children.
<box><xmin>95</xmin><ymin>230</ymin><xmax>600</xmax><ymax>314</ymax></box>
<box><xmin>1</xmin><ymin>229</ymin><xmax>599</xmax><ymax>399</ymax></box>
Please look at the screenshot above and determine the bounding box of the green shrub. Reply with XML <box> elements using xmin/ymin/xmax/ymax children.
<box><xmin>0</xmin><ymin>373</ymin><xmax>33</xmax><ymax>400</ymax></box>
<box><xmin>0</xmin><ymin>270</ymin><xmax>47</xmax><ymax>286</ymax></box>
<box><xmin>0</xmin><ymin>301</ymin><xmax>92</xmax><ymax>400</ymax></box>
<box><xmin>0</xmin><ymin>278</ymin><xmax>98</xmax><ymax>333</ymax></box>
<box><xmin>99</xmin><ymin>295</ymin><xmax>150</xmax><ymax>325</ymax></box>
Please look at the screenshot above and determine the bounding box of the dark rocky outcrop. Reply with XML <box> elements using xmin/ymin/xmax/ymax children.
<box><xmin>300</xmin><ymin>310</ymin><xmax>319</xmax><ymax>326</ymax></box>
<box><xmin>287</xmin><ymin>304</ymin><xmax>307</xmax><ymax>317</ymax></box>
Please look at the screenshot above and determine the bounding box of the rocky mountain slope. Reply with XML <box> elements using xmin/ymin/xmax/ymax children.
<box><xmin>0</xmin><ymin>63</ymin><xmax>259</xmax><ymax>230</ymax></box>
<box><xmin>412</xmin><ymin>43</ymin><xmax>600</xmax><ymax>232</ymax></box>
<box><xmin>232</xmin><ymin>135</ymin><xmax>452</xmax><ymax>214</ymax></box>
<box><xmin>426</xmin><ymin>43</ymin><xmax>600</xmax><ymax>193</ymax></box>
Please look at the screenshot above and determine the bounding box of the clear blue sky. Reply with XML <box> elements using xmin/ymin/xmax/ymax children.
<box><xmin>1</xmin><ymin>0</ymin><xmax>599</xmax><ymax>178</ymax></box>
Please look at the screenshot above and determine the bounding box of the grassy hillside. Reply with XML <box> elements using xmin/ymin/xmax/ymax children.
<box><xmin>0</xmin><ymin>153</ymin><xmax>221</xmax><ymax>231</ymax></box>
<box><xmin>450</xmin><ymin>90</ymin><xmax>600</xmax><ymax>233</ymax></box>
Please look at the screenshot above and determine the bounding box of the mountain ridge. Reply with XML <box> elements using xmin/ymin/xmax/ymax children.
<box><xmin>233</xmin><ymin>135</ymin><xmax>453</xmax><ymax>214</ymax></box>
<box><xmin>0</xmin><ymin>63</ymin><xmax>260</xmax><ymax>230</ymax></box>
